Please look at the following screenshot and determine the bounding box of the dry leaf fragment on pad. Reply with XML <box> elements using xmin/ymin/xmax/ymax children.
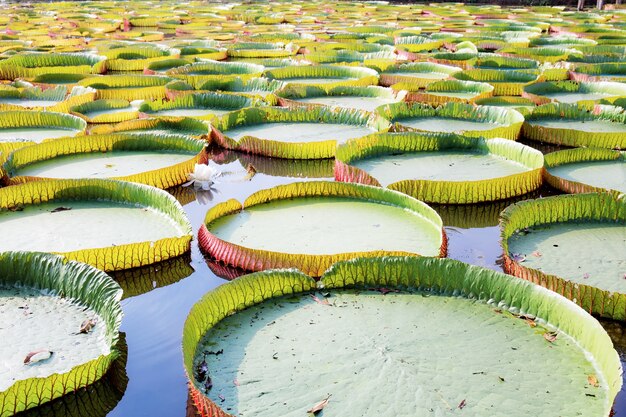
<box><xmin>310</xmin><ymin>294</ymin><xmax>330</xmax><ymax>305</ymax></box>
<box><xmin>77</xmin><ymin>318</ymin><xmax>96</xmax><ymax>334</ymax></box>
<box><xmin>51</xmin><ymin>206</ymin><xmax>72</xmax><ymax>213</ymax></box>
<box><xmin>588</xmin><ymin>375</ymin><xmax>599</xmax><ymax>387</ymax></box>
<box><xmin>24</xmin><ymin>349</ymin><xmax>53</xmax><ymax>365</ymax></box>
<box><xmin>307</xmin><ymin>394</ymin><xmax>331</xmax><ymax>414</ymax></box>
<box><xmin>543</xmin><ymin>331</ymin><xmax>558</xmax><ymax>343</ymax></box>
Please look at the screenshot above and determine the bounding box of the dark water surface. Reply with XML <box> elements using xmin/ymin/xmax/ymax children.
<box><xmin>22</xmin><ymin>147</ymin><xmax>624</xmax><ymax>416</ymax></box>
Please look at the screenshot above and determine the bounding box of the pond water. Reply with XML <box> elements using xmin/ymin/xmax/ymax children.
<box><xmin>30</xmin><ymin>138</ymin><xmax>626</xmax><ymax>417</ymax></box>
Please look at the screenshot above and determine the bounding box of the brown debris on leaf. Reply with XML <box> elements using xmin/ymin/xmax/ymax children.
<box><xmin>307</xmin><ymin>394</ymin><xmax>331</xmax><ymax>415</ymax></box>
<box><xmin>588</xmin><ymin>374</ymin><xmax>600</xmax><ymax>388</ymax></box>
<box><xmin>458</xmin><ymin>399</ymin><xmax>467</xmax><ymax>409</ymax></box>
<box><xmin>24</xmin><ymin>349</ymin><xmax>53</xmax><ymax>365</ymax></box>
<box><xmin>543</xmin><ymin>331</ymin><xmax>558</xmax><ymax>343</ymax></box>
<box><xmin>310</xmin><ymin>294</ymin><xmax>330</xmax><ymax>305</ymax></box>
<box><xmin>377</xmin><ymin>287</ymin><xmax>400</xmax><ymax>295</ymax></box>
<box><xmin>77</xmin><ymin>318</ymin><xmax>97</xmax><ymax>334</ymax></box>
<box><xmin>51</xmin><ymin>206</ymin><xmax>72</xmax><ymax>213</ymax></box>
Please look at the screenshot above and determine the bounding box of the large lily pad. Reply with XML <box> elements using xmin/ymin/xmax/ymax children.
<box><xmin>139</xmin><ymin>92</ymin><xmax>255</xmax><ymax>121</ymax></box>
<box><xmin>379</xmin><ymin>62</ymin><xmax>462</xmax><ymax>88</ymax></box>
<box><xmin>77</xmin><ymin>75</ymin><xmax>174</xmax><ymax>101</ymax></box>
<box><xmin>3</xmin><ymin>133</ymin><xmax>207</xmax><ymax>189</ymax></box>
<box><xmin>544</xmin><ymin>148</ymin><xmax>626</xmax><ymax>195</ymax></box>
<box><xmin>88</xmin><ymin>117</ymin><xmax>210</xmax><ymax>138</ymax></box>
<box><xmin>522</xmin><ymin>103</ymin><xmax>626</xmax><ymax>149</ymax></box>
<box><xmin>335</xmin><ymin>133</ymin><xmax>543</xmax><ymax>204</ymax></box>
<box><xmin>501</xmin><ymin>192</ymin><xmax>626</xmax><ymax>320</ymax></box>
<box><xmin>70</xmin><ymin>99</ymin><xmax>138</xmax><ymax>124</ymax></box>
<box><xmin>183</xmin><ymin>256</ymin><xmax>621</xmax><ymax>417</ymax></box>
<box><xmin>211</xmin><ymin>106</ymin><xmax>389</xmax><ymax>159</ymax></box>
<box><xmin>199</xmin><ymin>181</ymin><xmax>445</xmax><ymax>276</ymax></box>
<box><xmin>0</xmin><ymin>53</ymin><xmax>106</xmax><ymax>79</ymax></box>
<box><xmin>523</xmin><ymin>81</ymin><xmax>626</xmax><ymax>106</ymax></box>
<box><xmin>453</xmin><ymin>69</ymin><xmax>541</xmax><ymax>96</ymax></box>
<box><xmin>0</xmin><ymin>111</ymin><xmax>87</xmax><ymax>148</ymax></box>
<box><xmin>0</xmin><ymin>251</ymin><xmax>122</xmax><ymax>416</ymax></box>
<box><xmin>166</xmin><ymin>61</ymin><xmax>264</xmax><ymax>89</ymax></box>
<box><xmin>377</xmin><ymin>102</ymin><xmax>524</xmax><ymax>140</ymax></box>
<box><xmin>264</xmin><ymin>65</ymin><xmax>379</xmax><ymax>88</ymax></box>
<box><xmin>0</xmin><ymin>179</ymin><xmax>192</xmax><ymax>271</ymax></box>
<box><xmin>398</xmin><ymin>79</ymin><xmax>494</xmax><ymax>105</ymax></box>
<box><xmin>275</xmin><ymin>85</ymin><xmax>404</xmax><ymax>112</ymax></box>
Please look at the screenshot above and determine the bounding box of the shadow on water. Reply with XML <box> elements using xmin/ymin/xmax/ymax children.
<box><xmin>110</xmin><ymin>254</ymin><xmax>195</xmax><ymax>300</ymax></box>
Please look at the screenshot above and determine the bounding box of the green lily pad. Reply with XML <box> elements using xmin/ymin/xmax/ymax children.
<box><xmin>0</xmin><ymin>179</ymin><xmax>192</xmax><ymax>271</ymax></box>
<box><xmin>544</xmin><ymin>148</ymin><xmax>626</xmax><ymax>194</ymax></box>
<box><xmin>199</xmin><ymin>182</ymin><xmax>445</xmax><ymax>276</ymax></box>
<box><xmin>501</xmin><ymin>193</ymin><xmax>626</xmax><ymax>320</ymax></box>
<box><xmin>335</xmin><ymin>133</ymin><xmax>543</xmax><ymax>204</ymax></box>
<box><xmin>0</xmin><ymin>251</ymin><xmax>122</xmax><ymax>416</ymax></box>
<box><xmin>184</xmin><ymin>257</ymin><xmax>621</xmax><ymax>417</ymax></box>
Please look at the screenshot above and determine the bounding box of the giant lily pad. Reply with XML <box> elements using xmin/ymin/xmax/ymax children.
<box><xmin>183</xmin><ymin>256</ymin><xmax>621</xmax><ymax>417</ymax></box>
<box><xmin>264</xmin><ymin>65</ymin><xmax>379</xmax><ymax>88</ymax></box>
<box><xmin>379</xmin><ymin>62</ymin><xmax>462</xmax><ymax>88</ymax></box>
<box><xmin>275</xmin><ymin>85</ymin><xmax>404</xmax><ymax>112</ymax></box>
<box><xmin>523</xmin><ymin>81</ymin><xmax>626</xmax><ymax>106</ymax></box>
<box><xmin>501</xmin><ymin>192</ymin><xmax>626</xmax><ymax>320</ymax></box>
<box><xmin>0</xmin><ymin>85</ymin><xmax>82</xmax><ymax>112</ymax></box>
<box><xmin>70</xmin><ymin>99</ymin><xmax>139</xmax><ymax>124</ymax></box>
<box><xmin>226</xmin><ymin>42</ymin><xmax>299</xmax><ymax>58</ymax></box>
<box><xmin>0</xmin><ymin>53</ymin><xmax>106</xmax><ymax>79</ymax></box>
<box><xmin>335</xmin><ymin>133</ymin><xmax>543</xmax><ymax>204</ymax></box>
<box><xmin>198</xmin><ymin>181</ymin><xmax>445</xmax><ymax>276</ymax></box>
<box><xmin>453</xmin><ymin>69</ymin><xmax>541</xmax><ymax>96</ymax></box>
<box><xmin>77</xmin><ymin>75</ymin><xmax>174</xmax><ymax>101</ymax></box>
<box><xmin>522</xmin><ymin>103</ymin><xmax>626</xmax><ymax>149</ymax></box>
<box><xmin>139</xmin><ymin>92</ymin><xmax>255</xmax><ymax>121</ymax></box>
<box><xmin>570</xmin><ymin>63</ymin><xmax>626</xmax><ymax>82</ymax></box>
<box><xmin>377</xmin><ymin>102</ymin><xmax>524</xmax><ymax>140</ymax></box>
<box><xmin>397</xmin><ymin>79</ymin><xmax>494</xmax><ymax>105</ymax></box>
<box><xmin>0</xmin><ymin>251</ymin><xmax>122</xmax><ymax>416</ymax></box>
<box><xmin>166</xmin><ymin>61</ymin><xmax>264</xmax><ymax>89</ymax></box>
<box><xmin>544</xmin><ymin>148</ymin><xmax>626</xmax><ymax>194</ymax></box>
<box><xmin>0</xmin><ymin>111</ymin><xmax>87</xmax><ymax>147</ymax></box>
<box><xmin>211</xmin><ymin>106</ymin><xmax>389</xmax><ymax>159</ymax></box>
<box><xmin>89</xmin><ymin>117</ymin><xmax>210</xmax><ymax>138</ymax></box>
<box><xmin>0</xmin><ymin>179</ymin><xmax>192</xmax><ymax>271</ymax></box>
<box><xmin>102</xmin><ymin>44</ymin><xmax>179</xmax><ymax>72</ymax></box>
<box><xmin>3</xmin><ymin>133</ymin><xmax>207</xmax><ymax>189</ymax></box>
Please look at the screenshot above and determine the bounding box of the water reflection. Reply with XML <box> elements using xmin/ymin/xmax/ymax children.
<box><xmin>18</xmin><ymin>334</ymin><xmax>129</xmax><ymax>417</ymax></box>
<box><xmin>168</xmin><ymin>186</ymin><xmax>219</xmax><ymax>207</ymax></box>
<box><xmin>205</xmin><ymin>258</ymin><xmax>249</xmax><ymax>282</ymax></box>
<box><xmin>111</xmin><ymin>254</ymin><xmax>195</xmax><ymax>299</ymax></box>
<box><xmin>600</xmin><ymin>319</ymin><xmax>626</xmax><ymax>415</ymax></box>
<box><xmin>210</xmin><ymin>149</ymin><xmax>335</xmax><ymax>179</ymax></box>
